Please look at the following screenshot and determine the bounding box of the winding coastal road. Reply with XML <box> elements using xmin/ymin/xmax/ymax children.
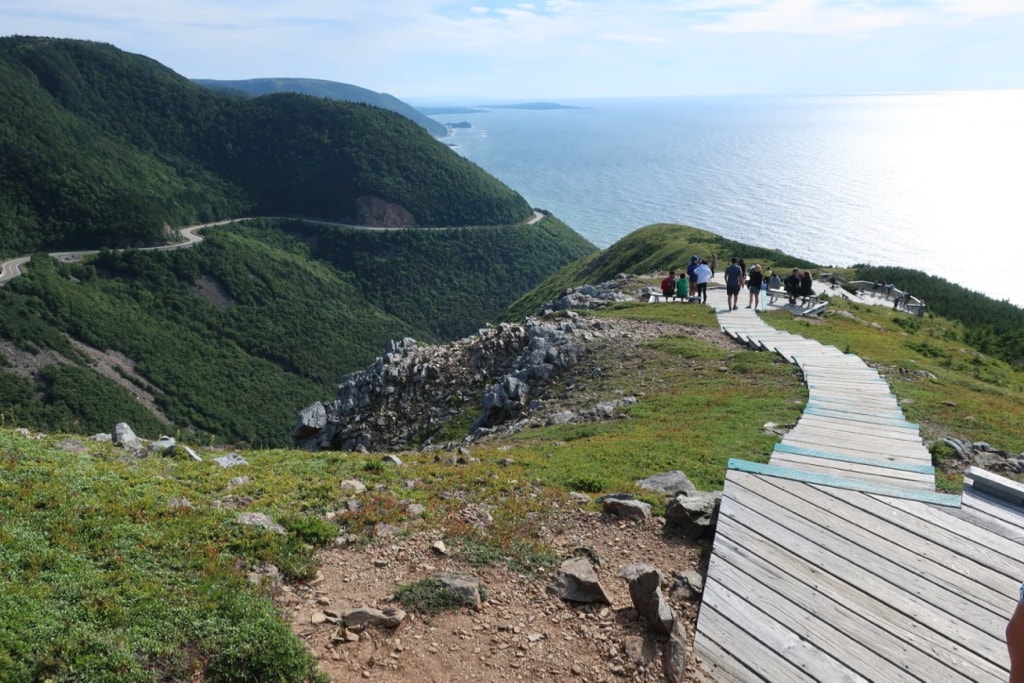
<box><xmin>0</xmin><ymin>211</ymin><xmax>545</xmax><ymax>286</ymax></box>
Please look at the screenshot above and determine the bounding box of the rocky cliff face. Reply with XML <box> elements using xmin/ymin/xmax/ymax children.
<box><xmin>292</xmin><ymin>279</ymin><xmax>637</xmax><ymax>452</ymax></box>
<box><xmin>354</xmin><ymin>195</ymin><xmax>415</xmax><ymax>227</ymax></box>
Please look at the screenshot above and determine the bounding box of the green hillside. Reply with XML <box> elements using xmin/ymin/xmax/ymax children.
<box><xmin>0</xmin><ymin>36</ymin><xmax>532</xmax><ymax>255</ymax></box>
<box><xmin>193</xmin><ymin>77</ymin><xmax>450</xmax><ymax>137</ymax></box>
<box><xmin>0</xmin><ymin>217</ymin><xmax>593</xmax><ymax>446</ymax></box>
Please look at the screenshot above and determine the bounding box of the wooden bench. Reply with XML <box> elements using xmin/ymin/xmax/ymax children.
<box><xmin>766</xmin><ymin>288</ymin><xmax>821</xmax><ymax>308</ymax></box>
<box><xmin>650</xmin><ymin>292</ymin><xmax>699</xmax><ymax>303</ymax></box>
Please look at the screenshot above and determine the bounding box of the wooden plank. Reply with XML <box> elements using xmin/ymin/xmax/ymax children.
<box><xmin>968</xmin><ymin>467</ymin><xmax>1024</xmax><ymax>506</ymax></box>
<box><xmin>782</xmin><ymin>435</ymin><xmax>930</xmax><ymax>463</ymax></box>
<box><xmin>741</xmin><ymin>474</ymin><xmax>1014</xmax><ymax>615</ymax></box>
<box><xmin>959</xmin><ymin>487</ymin><xmax>1024</xmax><ymax>541</ymax></box>
<box><xmin>794</xmin><ymin>414</ymin><xmax>924</xmax><ymax>441</ymax></box>
<box><xmin>768</xmin><ymin>452</ymin><xmax>935</xmax><ymax>490</ymax></box>
<box><xmin>805</xmin><ymin>398</ymin><xmax>905</xmax><ymax>419</ymax></box>
<box><xmin>785</xmin><ymin>424</ymin><xmax>927</xmax><ymax>453</ymax></box>
<box><xmin>693</xmin><ymin>629</ymin><xmax>773</xmax><ymax>683</ymax></box>
<box><xmin>700</xmin><ymin>559</ymin><xmax>877</xmax><ymax>682</ymax></box>
<box><xmin>774</xmin><ymin>442</ymin><xmax>934</xmax><ymax>473</ymax></box>
<box><xmin>876</xmin><ymin>495</ymin><xmax>1024</xmax><ymax>580</ymax></box>
<box><xmin>803</xmin><ymin>406</ymin><xmax>919</xmax><ymax>430</ymax></box>
<box><xmin>713</xmin><ymin>491</ymin><xmax>1005</xmax><ymax>680</ymax></box>
<box><xmin>728</xmin><ymin>459</ymin><xmax>960</xmax><ymax>506</ymax></box>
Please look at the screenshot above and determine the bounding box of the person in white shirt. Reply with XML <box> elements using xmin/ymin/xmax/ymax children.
<box><xmin>694</xmin><ymin>259</ymin><xmax>713</xmax><ymax>304</ymax></box>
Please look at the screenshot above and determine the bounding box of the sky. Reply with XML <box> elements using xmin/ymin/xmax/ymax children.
<box><xmin>3</xmin><ymin>1</ymin><xmax>1024</xmax><ymax>100</ymax></box>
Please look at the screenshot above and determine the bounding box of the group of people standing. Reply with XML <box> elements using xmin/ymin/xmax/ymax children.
<box><xmin>660</xmin><ymin>255</ymin><xmax>714</xmax><ymax>303</ymax></box>
<box><xmin>663</xmin><ymin>255</ymin><xmax>818</xmax><ymax>311</ymax></box>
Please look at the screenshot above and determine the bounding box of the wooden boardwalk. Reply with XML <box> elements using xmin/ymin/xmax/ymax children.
<box><xmin>692</xmin><ymin>286</ymin><xmax>1024</xmax><ymax>682</ymax></box>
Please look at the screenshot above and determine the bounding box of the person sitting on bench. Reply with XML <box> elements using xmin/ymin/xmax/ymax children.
<box><xmin>660</xmin><ymin>270</ymin><xmax>677</xmax><ymax>299</ymax></box>
<box><xmin>675</xmin><ymin>273</ymin><xmax>689</xmax><ymax>302</ymax></box>
<box><xmin>798</xmin><ymin>271</ymin><xmax>815</xmax><ymax>302</ymax></box>
<box><xmin>783</xmin><ymin>268</ymin><xmax>801</xmax><ymax>305</ymax></box>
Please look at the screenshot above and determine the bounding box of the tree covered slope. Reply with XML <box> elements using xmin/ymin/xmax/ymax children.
<box><xmin>0</xmin><ymin>36</ymin><xmax>532</xmax><ymax>255</ymax></box>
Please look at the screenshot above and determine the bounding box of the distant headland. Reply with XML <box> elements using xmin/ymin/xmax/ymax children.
<box><xmin>418</xmin><ymin>102</ymin><xmax>582</xmax><ymax>115</ymax></box>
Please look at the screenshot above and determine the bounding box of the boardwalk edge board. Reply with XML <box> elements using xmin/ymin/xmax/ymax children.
<box><xmin>727</xmin><ymin>459</ymin><xmax>961</xmax><ymax>507</ymax></box>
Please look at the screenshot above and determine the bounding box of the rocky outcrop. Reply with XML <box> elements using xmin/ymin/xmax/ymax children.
<box><xmin>293</xmin><ymin>310</ymin><xmax>628</xmax><ymax>452</ymax></box>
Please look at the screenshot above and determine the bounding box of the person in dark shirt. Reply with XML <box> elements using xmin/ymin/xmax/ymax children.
<box><xmin>783</xmin><ymin>268</ymin><xmax>801</xmax><ymax>305</ymax></box>
<box><xmin>723</xmin><ymin>257</ymin><xmax>743</xmax><ymax>311</ymax></box>
<box><xmin>746</xmin><ymin>264</ymin><xmax>764</xmax><ymax>309</ymax></box>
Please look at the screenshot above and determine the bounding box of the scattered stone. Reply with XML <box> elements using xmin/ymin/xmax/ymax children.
<box><xmin>343</xmin><ymin>606</ymin><xmax>406</xmax><ymax>630</ymax></box>
<box><xmin>228</xmin><ymin>476</ymin><xmax>251</xmax><ymax>488</ymax></box>
<box><xmin>183</xmin><ymin>445</ymin><xmax>202</xmax><ymax>462</ymax></box>
<box><xmin>431</xmin><ymin>572</ymin><xmax>482</xmax><ymax>608</ymax></box>
<box><xmin>635</xmin><ymin>470</ymin><xmax>697</xmax><ymax>496</ymax></box>
<box><xmin>568</xmin><ymin>492</ymin><xmax>592</xmax><ymax>504</ymax></box>
<box><xmin>497</xmin><ymin>458</ymin><xmax>515</xmax><ymax>466</ymax></box>
<box><xmin>407</xmin><ymin>503</ymin><xmax>426</xmax><ymax>518</ymax></box>
<box><xmin>603</xmin><ymin>497</ymin><xmax>651</xmax><ymax>521</ymax></box>
<box><xmin>664</xmin><ymin>491</ymin><xmax>721</xmax><ymax>539</ymax></box>
<box><xmin>670</xmin><ymin>569</ymin><xmax>705</xmax><ymax>601</ymax></box>
<box><xmin>147</xmin><ymin>436</ymin><xmax>177</xmax><ymax>456</ymax></box>
<box><xmin>431</xmin><ymin>540</ymin><xmax>448</xmax><ymax>555</ymax></box>
<box><xmin>113</xmin><ymin>422</ymin><xmax>143</xmax><ymax>450</ymax></box>
<box><xmin>382</xmin><ymin>454</ymin><xmax>403</xmax><ymax>466</ymax></box>
<box><xmin>662</xmin><ymin>620</ymin><xmax>688</xmax><ymax>683</ymax></box>
<box><xmin>214</xmin><ymin>453</ymin><xmax>248</xmax><ymax>468</ymax></box>
<box><xmin>237</xmin><ymin>512</ymin><xmax>286</xmax><ymax>534</ymax></box>
<box><xmin>546</xmin><ymin>556</ymin><xmax>612</xmax><ymax>604</ymax></box>
<box><xmin>339</xmin><ymin>479</ymin><xmax>367</xmax><ymax>494</ymax></box>
<box><xmin>625</xmin><ymin>564</ymin><xmax>674</xmax><ymax>635</ymax></box>
<box><xmin>167</xmin><ymin>496</ymin><xmax>194</xmax><ymax>511</ymax></box>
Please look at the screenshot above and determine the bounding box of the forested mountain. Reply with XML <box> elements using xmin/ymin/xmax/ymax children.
<box><xmin>0</xmin><ymin>36</ymin><xmax>532</xmax><ymax>256</ymax></box>
<box><xmin>0</xmin><ymin>37</ymin><xmax>596</xmax><ymax>445</ymax></box>
<box><xmin>193</xmin><ymin>77</ymin><xmax>449</xmax><ymax>137</ymax></box>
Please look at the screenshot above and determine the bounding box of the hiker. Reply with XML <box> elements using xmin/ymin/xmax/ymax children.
<box><xmin>710</xmin><ymin>253</ymin><xmax>719</xmax><ymax>276</ymax></box>
<box><xmin>694</xmin><ymin>259</ymin><xmax>713</xmax><ymax>304</ymax></box>
<box><xmin>723</xmin><ymin>257</ymin><xmax>743</xmax><ymax>310</ymax></box>
<box><xmin>783</xmin><ymin>268</ymin><xmax>801</xmax><ymax>305</ymax></box>
<box><xmin>675</xmin><ymin>272</ymin><xmax>690</xmax><ymax>302</ymax></box>
<box><xmin>768</xmin><ymin>271</ymin><xmax>782</xmax><ymax>291</ymax></box>
<box><xmin>1008</xmin><ymin>583</ymin><xmax>1024</xmax><ymax>683</ymax></box>
<box><xmin>747</xmin><ymin>264</ymin><xmax>764</xmax><ymax>309</ymax></box>
<box><xmin>686</xmin><ymin>256</ymin><xmax>699</xmax><ymax>298</ymax></box>
<box><xmin>660</xmin><ymin>270</ymin><xmax>677</xmax><ymax>299</ymax></box>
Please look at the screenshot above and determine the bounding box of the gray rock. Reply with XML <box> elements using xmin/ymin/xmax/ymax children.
<box><xmin>184</xmin><ymin>445</ymin><xmax>202</xmax><ymax>462</ymax></box>
<box><xmin>662</xmin><ymin>620</ymin><xmax>688</xmax><ymax>683</ymax></box>
<box><xmin>214</xmin><ymin>453</ymin><xmax>248</xmax><ymax>468</ymax></box>
<box><xmin>431</xmin><ymin>572</ymin><xmax>482</xmax><ymax>608</ymax></box>
<box><xmin>671</xmin><ymin>569</ymin><xmax>705</xmax><ymax>601</ymax></box>
<box><xmin>664</xmin><ymin>491</ymin><xmax>722</xmax><ymax>539</ymax></box>
<box><xmin>622</xmin><ymin>634</ymin><xmax>658</xmax><ymax>668</ymax></box>
<box><xmin>546</xmin><ymin>556</ymin><xmax>612</xmax><ymax>604</ymax></box>
<box><xmin>635</xmin><ymin>470</ymin><xmax>697</xmax><ymax>496</ymax></box>
<box><xmin>113</xmin><ymin>422</ymin><xmax>143</xmax><ymax>450</ymax></box>
<box><xmin>148</xmin><ymin>436</ymin><xmax>177</xmax><ymax>456</ymax></box>
<box><xmin>293</xmin><ymin>401</ymin><xmax>327</xmax><ymax>441</ymax></box>
<box><xmin>382</xmin><ymin>454</ymin><xmax>403</xmax><ymax>466</ymax></box>
<box><xmin>339</xmin><ymin>479</ymin><xmax>367</xmax><ymax>493</ymax></box>
<box><xmin>237</xmin><ymin>512</ymin><xmax>285</xmax><ymax>534</ymax></box>
<box><xmin>342</xmin><ymin>606</ymin><xmax>406</xmax><ymax>630</ymax></box>
<box><xmin>407</xmin><ymin>503</ymin><xmax>425</xmax><ymax>518</ymax></box>
<box><xmin>603</xmin><ymin>497</ymin><xmax>652</xmax><ymax>520</ymax></box>
<box><xmin>626</xmin><ymin>565</ymin><xmax>674</xmax><ymax>635</ymax></box>
<box><xmin>546</xmin><ymin>410</ymin><xmax>575</xmax><ymax>425</ymax></box>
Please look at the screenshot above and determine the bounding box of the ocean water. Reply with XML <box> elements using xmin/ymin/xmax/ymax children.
<box><xmin>432</xmin><ymin>91</ymin><xmax>1024</xmax><ymax>308</ymax></box>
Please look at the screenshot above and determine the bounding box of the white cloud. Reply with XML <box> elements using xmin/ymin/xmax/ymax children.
<box><xmin>598</xmin><ymin>33</ymin><xmax>667</xmax><ymax>43</ymax></box>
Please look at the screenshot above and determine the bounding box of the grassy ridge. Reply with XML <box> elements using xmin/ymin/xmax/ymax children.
<box><xmin>2</xmin><ymin>227</ymin><xmax>1022</xmax><ymax>678</ymax></box>
<box><xmin>502</xmin><ymin>223</ymin><xmax>821</xmax><ymax>321</ymax></box>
